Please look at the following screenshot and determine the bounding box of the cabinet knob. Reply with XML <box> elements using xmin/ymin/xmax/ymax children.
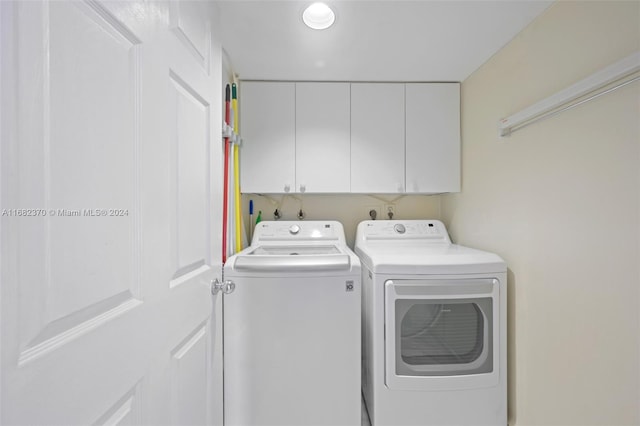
<box><xmin>284</xmin><ymin>184</ymin><xmax>290</xmax><ymax>193</ymax></box>
<box><xmin>299</xmin><ymin>184</ymin><xmax>306</xmax><ymax>193</ymax></box>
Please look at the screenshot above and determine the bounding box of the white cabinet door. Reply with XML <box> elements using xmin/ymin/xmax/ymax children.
<box><xmin>240</xmin><ymin>82</ymin><xmax>295</xmax><ymax>193</ymax></box>
<box><xmin>405</xmin><ymin>83</ymin><xmax>460</xmax><ymax>193</ymax></box>
<box><xmin>351</xmin><ymin>83</ymin><xmax>405</xmax><ymax>193</ymax></box>
<box><xmin>296</xmin><ymin>83</ymin><xmax>350</xmax><ymax>193</ymax></box>
<box><xmin>1</xmin><ymin>1</ymin><xmax>223</xmax><ymax>425</ymax></box>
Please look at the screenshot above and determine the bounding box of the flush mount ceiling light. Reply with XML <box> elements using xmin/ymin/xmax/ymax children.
<box><xmin>302</xmin><ymin>2</ymin><xmax>335</xmax><ymax>30</ymax></box>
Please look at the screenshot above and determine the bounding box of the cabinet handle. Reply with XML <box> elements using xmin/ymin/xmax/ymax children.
<box><xmin>299</xmin><ymin>184</ymin><xmax>306</xmax><ymax>193</ymax></box>
<box><xmin>397</xmin><ymin>183</ymin><xmax>404</xmax><ymax>193</ymax></box>
<box><xmin>284</xmin><ymin>184</ymin><xmax>290</xmax><ymax>193</ymax></box>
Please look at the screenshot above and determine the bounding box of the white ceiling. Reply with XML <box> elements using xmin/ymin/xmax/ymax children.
<box><xmin>216</xmin><ymin>0</ymin><xmax>553</xmax><ymax>82</ymax></box>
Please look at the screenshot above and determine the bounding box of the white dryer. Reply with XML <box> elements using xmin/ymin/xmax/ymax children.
<box><xmin>223</xmin><ymin>221</ymin><xmax>361</xmax><ymax>426</ymax></box>
<box><xmin>355</xmin><ymin>220</ymin><xmax>507</xmax><ymax>426</ymax></box>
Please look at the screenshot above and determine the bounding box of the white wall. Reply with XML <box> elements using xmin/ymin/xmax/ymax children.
<box><xmin>442</xmin><ymin>1</ymin><xmax>640</xmax><ymax>425</ymax></box>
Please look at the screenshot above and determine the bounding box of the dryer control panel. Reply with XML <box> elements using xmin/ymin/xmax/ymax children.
<box><xmin>357</xmin><ymin>220</ymin><xmax>451</xmax><ymax>243</ymax></box>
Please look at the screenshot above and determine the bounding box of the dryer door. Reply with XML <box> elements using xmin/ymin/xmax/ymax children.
<box><xmin>384</xmin><ymin>278</ymin><xmax>500</xmax><ymax>391</ymax></box>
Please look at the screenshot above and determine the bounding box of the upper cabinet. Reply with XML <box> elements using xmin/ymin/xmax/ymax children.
<box><xmin>296</xmin><ymin>83</ymin><xmax>351</xmax><ymax>193</ymax></box>
<box><xmin>240</xmin><ymin>82</ymin><xmax>295</xmax><ymax>193</ymax></box>
<box><xmin>351</xmin><ymin>83</ymin><xmax>405</xmax><ymax>193</ymax></box>
<box><xmin>405</xmin><ymin>83</ymin><xmax>460</xmax><ymax>193</ymax></box>
<box><xmin>240</xmin><ymin>81</ymin><xmax>460</xmax><ymax>194</ymax></box>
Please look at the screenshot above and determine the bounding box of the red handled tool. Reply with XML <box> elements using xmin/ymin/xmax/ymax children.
<box><xmin>222</xmin><ymin>84</ymin><xmax>231</xmax><ymax>263</ymax></box>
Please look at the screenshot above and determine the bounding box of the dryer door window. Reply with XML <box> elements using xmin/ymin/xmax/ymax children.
<box><xmin>396</xmin><ymin>298</ymin><xmax>493</xmax><ymax>376</ymax></box>
<box><xmin>384</xmin><ymin>278</ymin><xmax>501</xmax><ymax>391</ymax></box>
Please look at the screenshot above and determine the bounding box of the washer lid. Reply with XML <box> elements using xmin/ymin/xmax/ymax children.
<box><xmin>355</xmin><ymin>242</ymin><xmax>506</xmax><ymax>274</ymax></box>
<box><xmin>231</xmin><ymin>244</ymin><xmax>351</xmax><ymax>272</ymax></box>
<box><xmin>250</xmin><ymin>245</ymin><xmax>341</xmax><ymax>255</ymax></box>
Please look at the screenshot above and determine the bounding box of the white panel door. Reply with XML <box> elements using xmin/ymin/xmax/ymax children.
<box><xmin>240</xmin><ymin>82</ymin><xmax>296</xmax><ymax>194</ymax></box>
<box><xmin>0</xmin><ymin>1</ymin><xmax>223</xmax><ymax>425</ymax></box>
<box><xmin>405</xmin><ymin>83</ymin><xmax>460</xmax><ymax>193</ymax></box>
<box><xmin>296</xmin><ymin>82</ymin><xmax>350</xmax><ymax>193</ymax></box>
<box><xmin>351</xmin><ymin>83</ymin><xmax>405</xmax><ymax>193</ymax></box>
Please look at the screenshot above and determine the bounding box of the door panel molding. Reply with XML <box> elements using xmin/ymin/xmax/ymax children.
<box><xmin>18</xmin><ymin>292</ymin><xmax>142</xmax><ymax>366</ymax></box>
<box><xmin>169</xmin><ymin>2</ymin><xmax>210</xmax><ymax>73</ymax></box>
<box><xmin>168</xmin><ymin>70</ymin><xmax>210</xmax><ymax>282</ymax></box>
<box><xmin>94</xmin><ymin>381</ymin><xmax>142</xmax><ymax>426</ymax></box>
<box><xmin>16</xmin><ymin>0</ymin><xmax>143</xmax><ymax>357</ymax></box>
<box><xmin>170</xmin><ymin>322</ymin><xmax>210</xmax><ymax>426</ymax></box>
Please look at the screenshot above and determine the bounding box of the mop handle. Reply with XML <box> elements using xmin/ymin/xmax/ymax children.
<box><xmin>222</xmin><ymin>84</ymin><xmax>231</xmax><ymax>263</ymax></box>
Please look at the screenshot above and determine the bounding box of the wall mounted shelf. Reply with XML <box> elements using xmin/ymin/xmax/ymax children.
<box><xmin>499</xmin><ymin>51</ymin><xmax>640</xmax><ymax>137</ymax></box>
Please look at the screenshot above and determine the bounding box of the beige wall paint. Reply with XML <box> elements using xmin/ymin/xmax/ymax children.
<box><xmin>240</xmin><ymin>194</ymin><xmax>441</xmax><ymax>248</ymax></box>
<box><xmin>442</xmin><ymin>1</ymin><xmax>640</xmax><ymax>425</ymax></box>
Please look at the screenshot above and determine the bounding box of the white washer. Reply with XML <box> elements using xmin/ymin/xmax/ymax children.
<box><xmin>355</xmin><ymin>220</ymin><xmax>507</xmax><ymax>426</ymax></box>
<box><xmin>223</xmin><ymin>221</ymin><xmax>361</xmax><ymax>426</ymax></box>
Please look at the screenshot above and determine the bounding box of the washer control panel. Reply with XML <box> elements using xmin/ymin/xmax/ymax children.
<box><xmin>253</xmin><ymin>221</ymin><xmax>345</xmax><ymax>243</ymax></box>
<box><xmin>359</xmin><ymin>220</ymin><xmax>451</xmax><ymax>242</ymax></box>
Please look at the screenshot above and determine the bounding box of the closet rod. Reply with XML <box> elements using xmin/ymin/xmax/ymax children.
<box><xmin>499</xmin><ymin>51</ymin><xmax>640</xmax><ymax>137</ymax></box>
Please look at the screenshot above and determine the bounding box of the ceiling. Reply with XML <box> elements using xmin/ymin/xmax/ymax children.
<box><xmin>216</xmin><ymin>0</ymin><xmax>553</xmax><ymax>82</ymax></box>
